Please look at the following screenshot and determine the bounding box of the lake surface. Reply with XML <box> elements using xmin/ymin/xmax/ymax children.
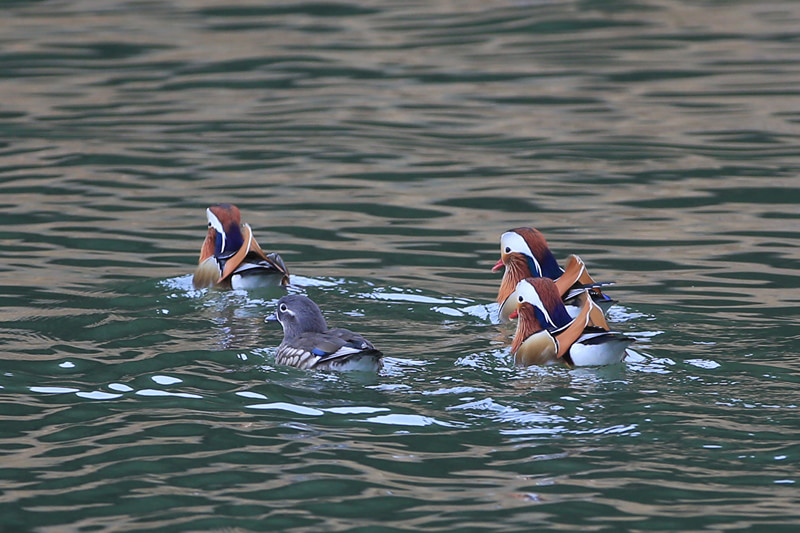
<box><xmin>1</xmin><ymin>0</ymin><xmax>800</xmax><ymax>531</ymax></box>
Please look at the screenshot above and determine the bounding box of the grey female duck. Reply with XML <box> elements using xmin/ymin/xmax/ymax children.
<box><xmin>266</xmin><ymin>294</ymin><xmax>383</xmax><ymax>372</ymax></box>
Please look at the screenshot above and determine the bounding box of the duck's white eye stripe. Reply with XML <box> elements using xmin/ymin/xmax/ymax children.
<box><xmin>207</xmin><ymin>209</ymin><xmax>226</xmax><ymax>251</ymax></box>
<box><xmin>207</xmin><ymin>209</ymin><xmax>225</xmax><ymax>233</ymax></box>
<box><xmin>502</xmin><ymin>232</ymin><xmax>542</xmax><ymax>276</ymax></box>
<box><xmin>501</xmin><ymin>232</ymin><xmax>533</xmax><ymax>257</ymax></box>
<box><xmin>516</xmin><ymin>280</ymin><xmax>555</xmax><ymax>326</ymax></box>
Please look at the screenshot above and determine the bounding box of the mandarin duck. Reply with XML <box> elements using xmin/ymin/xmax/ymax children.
<box><xmin>193</xmin><ymin>204</ymin><xmax>290</xmax><ymax>290</ymax></box>
<box><xmin>493</xmin><ymin>227</ymin><xmax>615</xmax><ymax>321</ymax></box>
<box><xmin>509</xmin><ymin>277</ymin><xmax>631</xmax><ymax>367</ymax></box>
<box><xmin>266</xmin><ymin>294</ymin><xmax>383</xmax><ymax>372</ymax></box>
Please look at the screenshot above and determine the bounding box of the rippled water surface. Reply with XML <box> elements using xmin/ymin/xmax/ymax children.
<box><xmin>2</xmin><ymin>0</ymin><xmax>800</xmax><ymax>531</ymax></box>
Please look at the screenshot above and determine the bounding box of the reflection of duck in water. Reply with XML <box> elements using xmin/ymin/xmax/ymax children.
<box><xmin>193</xmin><ymin>203</ymin><xmax>290</xmax><ymax>290</ymax></box>
<box><xmin>510</xmin><ymin>277</ymin><xmax>632</xmax><ymax>367</ymax></box>
<box><xmin>492</xmin><ymin>227</ymin><xmax>615</xmax><ymax>321</ymax></box>
<box><xmin>266</xmin><ymin>294</ymin><xmax>383</xmax><ymax>372</ymax></box>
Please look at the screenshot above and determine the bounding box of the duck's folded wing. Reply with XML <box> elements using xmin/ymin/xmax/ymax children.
<box><xmin>557</xmin><ymin>255</ymin><xmax>615</xmax><ymax>293</ymax></box>
<box><xmin>554</xmin><ymin>297</ymin><xmax>592</xmax><ymax>359</ymax></box>
<box><xmin>554</xmin><ymin>255</ymin><xmax>586</xmax><ymax>296</ymax></box>
<box><xmin>218</xmin><ymin>224</ymin><xmax>289</xmax><ymax>284</ymax></box>
<box><xmin>564</xmin><ymin>290</ymin><xmax>610</xmax><ymax>330</ymax></box>
<box><xmin>250</xmin><ymin>237</ymin><xmax>290</xmax><ymax>282</ymax></box>
<box><xmin>307</xmin><ymin>329</ymin><xmax>381</xmax><ymax>366</ymax></box>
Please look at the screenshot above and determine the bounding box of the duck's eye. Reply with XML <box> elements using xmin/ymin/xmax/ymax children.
<box><xmin>518</xmin><ymin>295</ymin><xmax>524</xmax><ymax>302</ymax></box>
<box><xmin>279</xmin><ymin>304</ymin><xmax>288</xmax><ymax>313</ymax></box>
<box><xmin>208</xmin><ymin>222</ymin><xmax>212</xmax><ymax>228</ymax></box>
<box><xmin>505</xmin><ymin>247</ymin><xmax>511</xmax><ymax>253</ymax></box>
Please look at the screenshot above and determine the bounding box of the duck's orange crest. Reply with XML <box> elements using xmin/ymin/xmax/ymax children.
<box><xmin>209</xmin><ymin>204</ymin><xmax>241</xmax><ymax>229</ymax></box>
<box><xmin>527</xmin><ymin>277</ymin><xmax>563</xmax><ymax>312</ymax></box>
<box><xmin>511</xmin><ymin>227</ymin><xmax>550</xmax><ymax>260</ymax></box>
<box><xmin>497</xmin><ymin>254</ymin><xmax>531</xmax><ymax>304</ymax></box>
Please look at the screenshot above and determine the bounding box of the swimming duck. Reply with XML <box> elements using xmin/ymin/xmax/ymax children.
<box><xmin>193</xmin><ymin>204</ymin><xmax>290</xmax><ymax>289</ymax></box>
<box><xmin>266</xmin><ymin>294</ymin><xmax>383</xmax><ymax>372</ymax></box>
<box><xmin>493</xmin><ymin>227</ymin><xmax>615</xmax><ymax>321</ymax></box>
<box><xmin>510</xmin><ymin>277</ymin><xmax>631</xmax><ymax>367</ymax></box>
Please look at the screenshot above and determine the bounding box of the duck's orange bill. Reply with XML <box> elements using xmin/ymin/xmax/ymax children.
<box><xmin>492</xmin><ymin>258</ymin><xmax>505</xmax><ymax>272</ymax></box>
<box><xmin>508</xmin><ymin>309</ymin><xmax>518</xmax><ymax>319</ymax></box>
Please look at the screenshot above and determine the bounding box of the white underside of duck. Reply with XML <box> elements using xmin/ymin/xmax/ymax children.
<box><xmin>567</xmin><ymin>332</ymin><xmax>631</xmax><ymax>366</ymax></box>
<box><xmin>230</xmin><ymin>269</ymin><xmax>288</xmax><ymax>289</ymax></box>
<box><xmin>317</xmin><ymin>352</ymin><xmax>383</xmax><ymax>372</ymax></box>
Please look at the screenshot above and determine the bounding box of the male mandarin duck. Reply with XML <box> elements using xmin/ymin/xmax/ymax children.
<box><xmin>193</xmin><ymin>204</ymin><xmax>290</xmax><ymax>290</ymax></box>
<box><xmin>509</xmin><ymin>277</ymin><xmax>632</xmax><ymax>367</ymax></box>
<box><xmin>493</xmin><ymin>227</ymin><xmax>615</xmax><ymax>321</ymax></box>
<box><xmin>266</xmin><ymin>294</ymin><xmax>383</xmax><ymax>372</ymax></box>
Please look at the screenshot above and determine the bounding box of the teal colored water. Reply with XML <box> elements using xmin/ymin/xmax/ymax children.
<box><xmin>1</xmin><ymin>1</ymin><xmax>800</xmax><ymax>531</ymax></box>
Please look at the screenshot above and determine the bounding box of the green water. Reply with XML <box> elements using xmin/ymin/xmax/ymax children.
<box><xmin>1</xmin><ymin>0</ymin><xmax>800</xmax><ymax>531</ymax></box>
